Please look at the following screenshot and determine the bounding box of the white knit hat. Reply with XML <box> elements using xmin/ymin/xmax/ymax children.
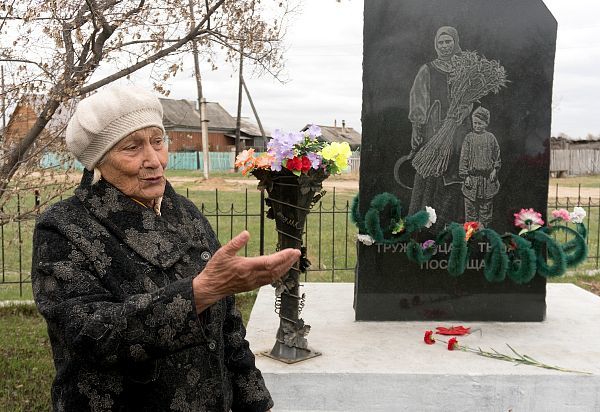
<box><xmin>66</xmin><ymin>86</ymin><xmax>165</xmax><ymax>170</ymax></box>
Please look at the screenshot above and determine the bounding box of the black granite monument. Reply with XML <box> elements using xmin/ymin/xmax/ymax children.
<box><xmin>355</xmin><ymin>0</ymin><xmax>557</xmax><ymax>321</ymax></box>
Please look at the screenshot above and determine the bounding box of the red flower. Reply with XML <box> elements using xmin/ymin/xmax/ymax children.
<box><xmin>463</xmin><ymin>221</ymin><xmax>480</xmax><ymax>241</ymax></box>
<box><xmin>507</xmin><ymin>239</ymin><xmax>518</xmax><ymax>251</ymax></box>
<box><xmin>285</xmin><ymin>157</ymin><xmax>302</xmax><ymax>171</ymax></box>
<box><xmin>447</xmin><ymin>337</ymin><xmax>458</xmax><ymax>351</ymax></box>
<box><xmin>301</xmin><ymin>156</ymin><xmax>311</xmax><ymax>173</ymax></box>
<box><xmin>436</xmin><ymin>326</ymin><xmax>471</xmax><ymax>336</ymax></box>
<box><xmin>424</xmin><ymin>330</ymin><xmax>436</xmax><ymax>345</ymax></box>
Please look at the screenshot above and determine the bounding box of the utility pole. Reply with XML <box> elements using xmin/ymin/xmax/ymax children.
<box><xmin>241</xmin><ymin>76</ymin><xmax>266</xmax><ymax>149</ymax></box>
<box><xmin>188</xmin><ymin>0</ymin><xmax>209</xmax><ymax>179</ymax></box>
<box><xmin>234</xmin><ymin>42</ymin><xmax>244</xmax><ymax>165</ymax></box>
<box><xmin>1</xmin><ymin>65</ymin><xmax>6</xmax><ymax>133</ymax></box>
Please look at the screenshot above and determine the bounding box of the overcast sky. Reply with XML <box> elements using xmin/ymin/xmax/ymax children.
<box><xmin>155</xmin><ymin>0</ymin><xmax>600</xmax><ymax>138</ymax></box>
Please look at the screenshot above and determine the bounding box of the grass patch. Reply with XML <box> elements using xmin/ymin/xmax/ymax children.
<box><xmin>236</xmin><ymin>291</ymin><xmax>259</xmax><ymax>326</ymax></box>
<box><xmin>0</xmin><ymin>294</ymin><xmax>258</xmax><ymax>412</ymax></box>
<box><xmin>0</xmin><ymin>305</ymin><xmax>53</xmax><ymax>412</ymax></box>
<box><xmin>550</xmin><ymin>175</ymin><xmax>600</xmax><ymax>188</ymax></box>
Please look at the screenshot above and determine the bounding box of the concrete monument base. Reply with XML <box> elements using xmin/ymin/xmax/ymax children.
<box><xmin>246</xmin><ymin>283</ymin><xmax>600</xmax><ymax>411</ymax></box>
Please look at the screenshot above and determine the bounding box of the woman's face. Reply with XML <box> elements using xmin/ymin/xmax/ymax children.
<box><xmin>437</xmin><ymin>34</ymin><xmax>455</xmax><ymax>58</ymax></box>
<box><xmin>98</xmin><ymin>127</ymin><xmax>168</xmax><ymax>206</ymax></box>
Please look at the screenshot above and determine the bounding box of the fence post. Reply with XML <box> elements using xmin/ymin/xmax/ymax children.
<box><xmin>17</xmin><ymin>193</ymin><xmax>22</xmax><ymax>297</ymax></box>
<box><xmin>1</xmin><ymin>207</ymin><xmax>4</xmax><ymax>284</ymax></box>
<box><xmin>259</xmin><ymin>189</ymin><xmax>265</xmax><ymax>256</ymax></box>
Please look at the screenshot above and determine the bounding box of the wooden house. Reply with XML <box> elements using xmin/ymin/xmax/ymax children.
<box><xmin>3</xmin><ymin>95</ymin><xmax>75</xmax><ymax>151</ymax></box>
<box><xmin>160</xmin><ymin>98</ymin><xmax>268</xmax><ymax>152</ymax></box>
<box><xmin>300</xmin><ymin>120</ymin><xmax>361</xmax><ymax>150</ymax></box>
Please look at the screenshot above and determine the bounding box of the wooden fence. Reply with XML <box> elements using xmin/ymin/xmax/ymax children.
<box><xmin>551</xmin><ymin>149</ymin><xmax>600</xmax><ymax>176</ymax></box>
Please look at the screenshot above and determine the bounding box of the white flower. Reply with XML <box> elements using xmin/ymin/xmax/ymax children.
<box><xmin>425</xmin><ymin>206</ymin><xmax>437</xmax><ymax>228</ymax></box>
<box><xmin>357</xmin><ymin>234</ymin><xmax>375</xmax><ymax>246</ymax></box>
<box><xmin>570</xmin><ymin>206</ymin><xmax>587</xmax><ymax>224</ymax></box>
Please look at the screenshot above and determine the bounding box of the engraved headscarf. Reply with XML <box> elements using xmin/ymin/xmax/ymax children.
<box><xmin>434</xmin><ymin>26</ymin><xmax>462</xmax><ymax>58</ymax></box>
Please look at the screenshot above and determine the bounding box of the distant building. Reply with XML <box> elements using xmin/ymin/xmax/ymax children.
<box><xmin>160</xmin><ymin>98</ymin><xmax>268</xmax><ymax>152</ymax></box>
<box><xmin>3</xmin><ymin>95</ymin><xmax>268</xmax><ymax>154</ymax></box>
<box><xmin>551</xmin><ymin>136</ymin><xmax>600</xmax><ymax>150</ymax></box>
<box><xmin>550</xmin><ymin>135</ymin><xmax>600</xmax><ymax>176</ymax></box>
<box><xmin>3</xmin><ymin>95</ymin><xmax>75</xmax><ymax>150</ymax></box>
<box><xmin>300</xmin><ymin>120</ymin><xmax>361</xmax><ymax>150</ymax></box>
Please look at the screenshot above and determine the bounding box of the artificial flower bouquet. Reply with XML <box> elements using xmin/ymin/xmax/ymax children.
<box><xmin>235</xmin><ymin>125</ymin><xmax>351</xmax><ymax>362</ymax></box>
<box><xmin>235</xmin><ymin>125</ymin><xmax>352</xmax><ymax>178</ymax></box>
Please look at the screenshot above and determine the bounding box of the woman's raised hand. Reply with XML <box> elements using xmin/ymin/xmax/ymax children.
<box><xmin>192</xmin><ymin>231</ymin><xmax>301</xmax><ymax>314</ymax></box>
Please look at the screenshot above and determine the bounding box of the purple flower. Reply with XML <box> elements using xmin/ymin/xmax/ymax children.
<box><xmin>271</xmin><ymin>128</ymin><xmax>284</xmax><ymax>140</ymax></box>
<box><xmin>306</xmin><ymin>152</ymin><xmax>322</xmax><ymax>169</ymax></box>
<box><xmin>268</xmin><ymin>130</ymin><xmax>298</xmax><ymax>161</ymax></box>
<box><xmin>422</xmin><ymin>240</ymin><xmax>436</xmax><ymax>250</ymax></box>
<box><xmin>307</xmin><ymin>124</ymin><xmax>321</xmax><ymax>138</ymax></box>
<box><xmin>271</xmin><ymin>161</ymin><xmax>282</xmax><ymax>172</ymax></box>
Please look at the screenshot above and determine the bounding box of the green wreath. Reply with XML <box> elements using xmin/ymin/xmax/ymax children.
<box><xmin>352</xmin><ymin>193</ymin><xmax>588</xmax><ymax>284</ymax></box>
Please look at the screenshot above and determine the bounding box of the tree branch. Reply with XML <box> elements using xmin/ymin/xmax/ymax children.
<box><xmin>62</xmin><ymin>27</ymin><xmax>75</xmax><ymax>78</ymax></box>
<box><xmin>80</xmin><ymin>0</ymin><xmax>225</xmax><ymax>95</ymax></box>
<box><xmin>0</xmin><ymin>59</ymin><xmax>53</xmax><ymax>78</ymax></box>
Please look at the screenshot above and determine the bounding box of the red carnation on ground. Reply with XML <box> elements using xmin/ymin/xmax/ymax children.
<box><xmin>435</xmin><ymin>326</ymin><xmax>471</xmax><ymax>336</ymax></box>
<box><xmin>447</xmin><ymin>337</ymin><xmax>459</xmax><ymax>351</ymax></box>
<box><xmin>424</xmin><ymin>330</ymin><xmax>436</xmax><ymax>345</ymax></box>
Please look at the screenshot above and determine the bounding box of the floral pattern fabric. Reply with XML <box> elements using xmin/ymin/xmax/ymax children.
<box><xmin>32</xmin><ymin>170</ymin><xmax>273</xmax><ymax>412</ymax></box>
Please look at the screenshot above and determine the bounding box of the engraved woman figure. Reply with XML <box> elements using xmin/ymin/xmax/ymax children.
<box><xmin>407</xmin><ymin>26</ymin><xmax>472</xmax><ymax>228</ymax></box>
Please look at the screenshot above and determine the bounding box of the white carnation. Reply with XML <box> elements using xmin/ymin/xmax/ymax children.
<box><xmin>570</xmin><ymin>206</ymin><xmax>587</xmax><ymax>224</ymax></box>
<box><xmin>425</xmin><ymin>206</ymin><xmax>437</xmax><ymax>228</ymax></box>
<box><xmin>357</xmin><ymin>234</ymin><xmax>375</xmax><ymax>246</ymax></box>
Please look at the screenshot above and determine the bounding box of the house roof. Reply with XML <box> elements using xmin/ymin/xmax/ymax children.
<box><xmin>6</xmin><ymin>94</ymin><xmax>78</xmax><ymax>134</ymax></box>
<box><xmin>159</xmin><ymin>98</ymin><xmax>268</xmax><ymax>137</ymax></box>
<box><xmin>224</xmin><ymin>117</ymin><xmax>268</xmax><ymax>139</ymax></box>
<box><xmin>301</xmin><ymin>124</ymin><xmax>361</xmax><ymax>148</ymax></box>
<box><xmin>160</xmin><ymin>98</ymin><xmax>237</xmax><ymax>130</ymax></box>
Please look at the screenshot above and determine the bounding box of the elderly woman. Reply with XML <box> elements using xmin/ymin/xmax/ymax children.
<box><xmin>407</xmin><ymin>26</ymin><xmax>472</xmax><ymax>228</ymax></box>
<box><xmin>31</xmin><ymin>86</ymin><xmax>298</xmax><ymax>411</ymax></box>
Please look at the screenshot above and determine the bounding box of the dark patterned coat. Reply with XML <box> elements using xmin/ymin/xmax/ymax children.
<box><xmin>31</xmin><ymin>171</ymin><xmax>273</xmax><ymax>412</ymax></box>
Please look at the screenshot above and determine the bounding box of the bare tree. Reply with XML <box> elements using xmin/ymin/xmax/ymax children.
<box><xmin>0</xmin><ymin>0</ymin><xmax>292</xmax><ymax>220</ymax></box>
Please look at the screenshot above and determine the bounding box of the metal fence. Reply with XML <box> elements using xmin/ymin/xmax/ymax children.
<box><xmin>0</xmin><ymin>186</ymin><xmax>357</xmax><ymax>297</ymax></box>
<box><xmin>1</xmin><ymin>183</ymin><xmax>599</xmax><ymax>297</ymax></box>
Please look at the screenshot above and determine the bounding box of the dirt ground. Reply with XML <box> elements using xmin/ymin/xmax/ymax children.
<box><xmin>549</xmin><ymin>186</ymin><xmax>600</xmax><ymax>199</ymax></box>
<box><xmin>22</xmin><ymin>170</ymin><xmax>600</xmax><ymax>198</ymax></box>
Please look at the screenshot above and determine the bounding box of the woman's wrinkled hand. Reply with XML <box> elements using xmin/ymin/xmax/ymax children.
<box><xmin>192</xmin><ymin>231</ymin><xmax>300</xmax><ymax>314</ymax></box>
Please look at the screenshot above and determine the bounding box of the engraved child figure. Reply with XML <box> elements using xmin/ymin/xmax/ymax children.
<box><xmin>459</xmin><ymin>106</ymin><xmax>501</xmax><ymax>227</ymax></box>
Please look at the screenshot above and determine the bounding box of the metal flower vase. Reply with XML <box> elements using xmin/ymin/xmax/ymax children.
<box><xmin>253</xmin><ymin>168</ymin><xmax>327</xmax><ymax>363</ymax></box>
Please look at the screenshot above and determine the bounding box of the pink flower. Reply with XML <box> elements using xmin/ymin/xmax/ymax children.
<box><xmin>551</xmin><ymin>209</ymin><xmax>571</xmax><ymax>222</ymax></box>
<box><xmin>513</xmin><ymin>208</ymin><xmax>544</xmax><ymax>229</ymax></box>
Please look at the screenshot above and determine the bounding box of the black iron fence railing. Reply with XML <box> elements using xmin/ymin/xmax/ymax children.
<box><xmin>1</xmin><ymin>183</ymin><xmax>599</xmax><ymax>297</ymax></box>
